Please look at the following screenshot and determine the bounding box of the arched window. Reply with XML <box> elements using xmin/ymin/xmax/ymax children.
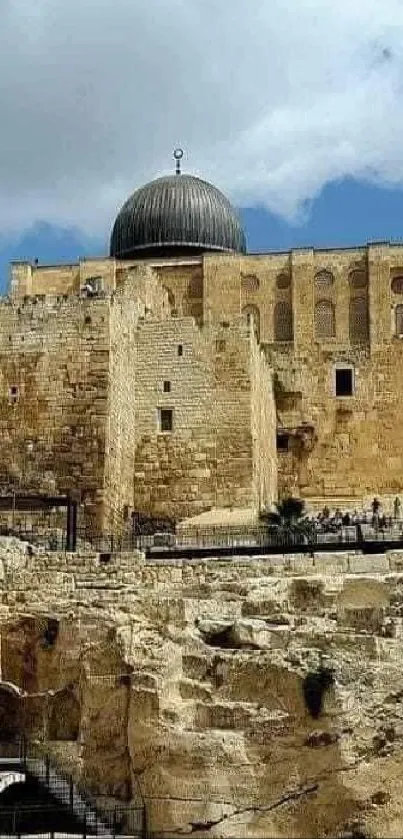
<box><xmin>396</xmin><ymin>305</ymin><xmax>403</xmax><ymax>336</ymax></box>
<box><xmin>315</xmin><ymin>300</ymin><xmax>335</xmax><ymax>338</ymax></box>
<box><xmin>314</xmin><ymin>270</ymin><xmax>334</xmax><ymax>290</ymax></box>
<box><xmin>349</xmin><ymin>270</ymin><xmax>367</xmax><ymax>290</ymax></box>
<box><xmin>274</xmin><ymin>301</ymin><xmax>293</xmax><ymax>341</ymax></box>
<box><xmin>243</xmin><ymin>305</ymin><xmax>260</xmax><ymax>342</ymax></box>
<box><xmin>241</xmin><ymin>273</ymin><xmax>259</xmax><ymax>293</ymax></box>
<box><xmin>349</xmin><ymin>297</ymin><xmax>369</xmax><ymax>343</ymax></box>
<box><xmin>391</xmin><ymin>276</ymin><xmax>403</xmax><ymax>295</ymax></box>
<box><xmin>276</xmin><ymin>273</ymin><xmax>291</xmax><ymax>290</ymax></box>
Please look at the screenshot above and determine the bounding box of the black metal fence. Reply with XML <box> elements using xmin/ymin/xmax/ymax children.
<box><xmin>0</xmin><ymin>739</ymin><xmax>146</xmax><ymax>838</ymax></box>
<box><xmin>1</xmin><ymin>514</ymin><xmax>403</xmax><ymax>558</ymax></box>
<box><xmin>144</xmin><ymin>521</ymin><xmax>403</xmax><ymax>559</ymax></box>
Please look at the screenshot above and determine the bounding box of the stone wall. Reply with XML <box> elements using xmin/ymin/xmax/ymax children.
<box><xmin>250</xmin><ymin>330</ymin><xmax>277</xmax><ymax>509</ymax></box>
<box><xmin>3</xmin><ymin>261</ymin><xmax>277</xmax><ymax>529</ymax></box>
<box><xmin>133</xmin><ymin>315</ymin><xmax>276</xmax><ymax>519</ymax></box>
<box><xmin>10</xmin><ymin>239</ymin><xmax>403</xmax><ymax>516</ymax></box>
<box><xmin>0</xmin><ymin>295</ymin><xmax>110</xmax><ymax>528</ymax></box>
<box><xmin>10</xmin><ymin>258</ymin><xmax>117</xmax><ymax>298</ymax></box>
<box><xmin>3</xmin><ymin>537</ymin><xmax>403</xmax><ymax>836</ymax></box>
<box><xmin>199</xmin><ymin>243</ymin><xmax>403</xmax><ymax>504</ymax></box>
<box><xmin>104</xmin><ymin>267</ymin><xmax>171</xmax><ymax>531</ymax></box>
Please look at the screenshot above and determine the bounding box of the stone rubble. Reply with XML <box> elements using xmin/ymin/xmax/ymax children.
<box><xmin>1</xmin><ymin>538</ymin><xmax>403</xmax><ymax>836</ymax></box>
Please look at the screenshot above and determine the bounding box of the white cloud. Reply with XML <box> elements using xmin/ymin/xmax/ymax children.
<box><xmin>0</xmin><ymin>0</ymin><xmax>403</xmax><ymax>238</ymax></box>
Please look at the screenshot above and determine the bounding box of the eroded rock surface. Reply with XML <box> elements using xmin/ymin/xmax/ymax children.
<box><xmin>2</xmin><ymin>539</ymin><xmax>403</xmax><ymax>836</ymax></box>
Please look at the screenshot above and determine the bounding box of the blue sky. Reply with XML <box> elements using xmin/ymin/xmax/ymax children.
<box><xmin>2</xmin><ymin>176</ymin><xmax>403</xmax><ymax>291</ymax></box>
<box><xmin>2</xmin><ymin>0</ymin><xmax>403</xmax><ymax>286</ymax></box>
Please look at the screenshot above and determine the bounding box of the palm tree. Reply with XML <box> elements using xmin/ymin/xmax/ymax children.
<box><xmin>260</xmin><ymin>496</ymin><xmax>314</xmax><ymax>544</ymax></box>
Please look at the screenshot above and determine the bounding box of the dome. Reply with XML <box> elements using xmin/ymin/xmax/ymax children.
<box><xmin>110</xmin><ymin>173</ymin><xmax>246</xmax><ymax>258</ymax></box>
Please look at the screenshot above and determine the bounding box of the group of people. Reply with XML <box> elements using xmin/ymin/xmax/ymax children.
<box><xmin>312</xmin><ymin>496</ymin><xmax>402</xmax><ymax>535</ymax></box>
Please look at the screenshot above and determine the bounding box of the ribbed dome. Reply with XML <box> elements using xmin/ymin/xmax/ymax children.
<box><xmin>110</xmin><ymin>174</ymin><xmax>246</xmax><ymax>258</ymax></box>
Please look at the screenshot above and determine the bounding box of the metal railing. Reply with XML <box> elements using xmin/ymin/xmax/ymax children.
<box><xmin>2</xmin><ymin>518</ymin><xmax>403</xmax><ymax>558</ymax></box>
<box><xmin>0</xmin><ymin>740</ymin><xmax>146</xmax><ymax>838</ymax></box>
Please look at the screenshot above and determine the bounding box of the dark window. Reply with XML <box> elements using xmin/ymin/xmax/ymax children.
<box><xmin>335</xmin><ymin>368</ymin><xmax>353</xmax><ymax>397</ymax></box>
<box><xmin>84</xmin><ymin>315</ymin><xmax>91</xmax><ymax>325</ymax></box>
<box><xmin>396</xmin><ymin>304</ymin><xmax>403</xmax><ymax>336</ymax></box>
<box><xmin>241</xmin><ymin>273</ymin><xmax>259</xmax><ymax>293</ymax></box>
<box><xmin>216</xmin><ymin>339</ymin><xmax>226</xmax><ymax>352</ymax></box>
<box><xmin>392</xmin><ymin>276</ymin><xmax>403</xmax><ymax>294</ymax></box>
<box><xmin>315</xmin><ymin>300</ymin><xmax>335</xmax><ymax>338</ymax></box>
<box><xmin>276</xmin><ymin>273</ymin><xmax>291</xmax><ymax>290</ymax></box>
<box><xmin>159</xmin><ymin>408</ymin><xmax>173</xmax><ymax>432</ymax></box>
<box><xmin>274</xmin><ymin>301</ymin><xmax>293</xmax><ymax>341</ymax></box>
<box><xmin>163</xmin><ymin>380</ymin><xmax>171</xmax><ymax>393</ymax></box>
<box><xmin>177</xmin><ymin>344</ymin><xmax>183</xmax><ymax>356</ymax></box>
<box><xmin>349</xmin><ymin>297</ymin><xmax>369</xmax><ymax>343</ymax></box>
<box><xmin>9</xmin><ymin>386</ymin><xmax>19</xmax><ymax>402</ymax></box>
<box><xmin>276</xmin><ymin>433</ymin><xmax>290</xmax><ymax>452</ymax></box>
<box><xmin>314</xmin><ymin>269</ymin><xmax>334</xmax><ymax>289</ymax></box>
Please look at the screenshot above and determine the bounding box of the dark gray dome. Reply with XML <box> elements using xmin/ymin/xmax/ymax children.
<box><xmin>110</xmin><ymin>174</ymin><xmax>246</xmax><ymax>258</ymax></box>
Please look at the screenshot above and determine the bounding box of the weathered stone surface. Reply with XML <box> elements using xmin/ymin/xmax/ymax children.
<box><xmin>2</xmin><ymin>539</ymin><xmax>403</xmax><ymax>835</ymax></box>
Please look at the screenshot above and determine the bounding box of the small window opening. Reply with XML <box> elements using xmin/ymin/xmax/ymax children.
<box><xmin>42</xmin><ymin>618</ymin><xmax>59</xmax><ymax>649</ymax></box>
<box><xmin>8</xmin><ymin>386</ymin><xmax>19</xmax><ymax>403</ymax></box>
<box><xmin>83</xmin><ymin>276</ymin><xmax>103</xmax><ymax>296</ymax></box>
<box><xmin>159</xmin><ymin>408</ymin><xmax>173</xmax><ymax>432</ymax></box>
<box><xmin>84</xmin><ymin>315</ymin><xmax>91</xmax><ymax>325</ymax></box>
<box><xmin>177</xmin><ymin>344</ymin><xmax>183</xmax><ymax>356</ymax></box>
<box><xmin>276</xmin><ymin>433</ymin><xmax>290</xmax><ymax>452</ymax></box>
<box><xmin>216</xmin><ymin>339</ymin><xmax>226</xmax><ymax>352</ymax></box>
<box><xmin>163</xmin><ymin>380</ymin><xmax>171</xmax><ymax>393</ymax></box>
<box><xmin>335</xmin><ymin>368</ymin><xmax>354</xmax><ymax>397</ymax></box>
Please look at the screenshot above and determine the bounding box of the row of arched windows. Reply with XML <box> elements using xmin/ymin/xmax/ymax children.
<box><xmin>313</xmin><ymin>268</ymin><xmax>369</xmax><ymax>343</ymax></box>
<box><xmin>243</xmin><ymin>303</ymin><xmax>293</xmax><ymax>342</ymax></box>
<box><xmin>314</xmin><ymin>299</ymin><xmax>369</xmax><ymax>342</ymax></box>
<box><xmin>242</xmin><ymin>298</ymin><xmax>373</xmax><ymax>343</ymax></box>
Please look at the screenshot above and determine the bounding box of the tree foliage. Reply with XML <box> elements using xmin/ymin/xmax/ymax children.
<box><xmin>259</xmin><ymin>496</ymin><xmax>314</xmax><ymax>542</ymax></box>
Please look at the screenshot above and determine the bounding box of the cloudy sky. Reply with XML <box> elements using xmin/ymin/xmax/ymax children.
<box><xmin>1</xmin><ymin>0</ymin><xmax>403</xmax><ymax>282</ymax></box>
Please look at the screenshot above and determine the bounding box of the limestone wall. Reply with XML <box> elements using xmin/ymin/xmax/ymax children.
<box><xmin>133</xmin><ymin>315</ymin><xmax>275</xmax><ymax>519</ymax></box>
<box><xmin>0</xmin><ymin>296</ymin><xmax>110</xmax><ymax>528</ymax></box>
<box><xmin>10</xmin><ymin>240</ymin><xmax>403</xmax><ymax>518</ymax></box>
<box><xmin>250</xmin><ymin>330</ymin><xmax>277</xmax><ymax>509</ymax></box>
<box><xmin>104</xmin><ymin>267</ymin><xmax>171</xmax><ymax>531</ymax></box>
<box><xmin>10</xmin><ymin>258</ymin><xmax>116</xmax><ymax>298</ymax></box>
<box><xmin>3</xmin><ymin>537</ymin><xmax>403</xmax><ymax>837</ymax></box>
<box><xmin>193</xmin><ymin>242</ymin><xmax>403</xmax><ymax>503</ymax></box>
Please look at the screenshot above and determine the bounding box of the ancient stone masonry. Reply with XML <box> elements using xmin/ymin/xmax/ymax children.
<box><xmin>201</xmin><ymin>244</ymin><xmax>403</xmax><ymax>504</ymax></box>
<box><xmin>3</xmin><ymin>536</ymin><xmax>403</xmax><ymax>837</ymax></box>
<box><xmin>133</xmin><ymin>314</ymin><xmax>276</xmax><ymax>518</ymax></box>
<box><xmin>6</xmin><ymin>257</ymin><xmax>277</xmax><ymax>528</ymax></box>
<box><xmin>9</xmin><ymin>237</ymin><xmax>403</xmax><ymax>524</ymax></box>
<box><xmin>0</xmin><ymin>294</ymin><xmax>109</xmax><ymax>524</ymax></box>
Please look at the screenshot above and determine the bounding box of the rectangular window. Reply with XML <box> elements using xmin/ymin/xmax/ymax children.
<box><xmin>159</xmin><ymin>408</ymin><xmax>173</xmax><ymax>432</ymax></box>
<box><xmin>335</xmin><ymin>368</ymin><xmax>354</xmax><ymax>397</ymax></box>
<box><xmin>8</xmin><ymin>385</ymin><xmax>19</xmax><ymax>403</ymax></box>
<box><xmin>177</xmin><ymin>344</ymin><xmax>183</xmax><ymax>356</ymax></box>
<box><xmin>276</xmin><ymin>432</ymin><xmax>290</xmax><ymax>452</ymax></box>
<box><xmin>163</xmin><ymin>380</ymin><xmax>171</xmax><ymax>393</ymax></box>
